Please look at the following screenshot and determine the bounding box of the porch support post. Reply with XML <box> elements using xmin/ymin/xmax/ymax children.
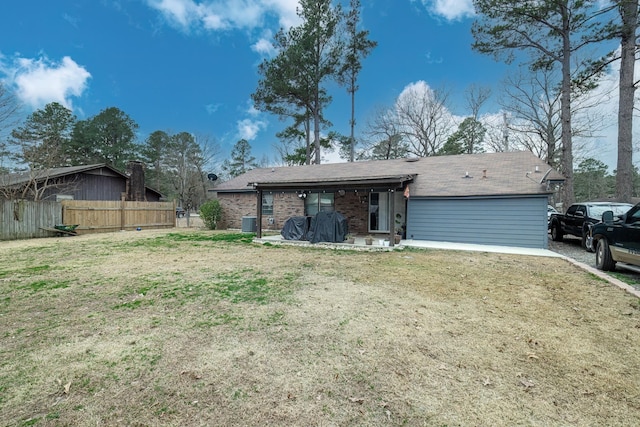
<box><xmin>256</xmin><ymin>189</ymin><xmax>263</xmax><ymax>238</ymax></box>
<box><xmin>388</xmin><ymin>188</ymin><xmax>395</xmax><ymax>247</ymax></box>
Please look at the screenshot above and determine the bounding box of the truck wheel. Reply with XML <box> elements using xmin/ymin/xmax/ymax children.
<box><xmin>595</xmin><ymin>239</ymin><xmax>616</xmax><ymax>271</ymax></box>
<box><xmin>582</xmin><ymin>229</ymin><xmax>593</xmax><ymax>252</ymax></box>
<box><xmin>551</xmin><ymin>223</ymin><xmax>563</xmax><ymax>242</ymax></box>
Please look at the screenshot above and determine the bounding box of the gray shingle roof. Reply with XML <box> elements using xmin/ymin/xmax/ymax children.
<box><xmin>215</xmin><ymin>151</ymin><xmax>564</xmax><ymax>197</ymax></box>
<box><xmin>1</xmin><ymin>164</ymin><xmax>109</xmax><ymax>187</ymax></box>
<box><xmin>1</xmin><ymin>164</ymin><xmax>164</xmax><ymax>198</ymax></box>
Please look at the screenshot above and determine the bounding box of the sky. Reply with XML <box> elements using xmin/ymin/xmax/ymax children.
<box><xmin>0</xmin><ymin>0</ymin><xmax>629</xmax><ymax>172</ymax></box>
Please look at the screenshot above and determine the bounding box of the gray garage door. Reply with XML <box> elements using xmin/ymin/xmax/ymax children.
<box><xmin>406</xmin><ymin>196</ymin><xmax>549</xmax><ymax>249</ymax></box>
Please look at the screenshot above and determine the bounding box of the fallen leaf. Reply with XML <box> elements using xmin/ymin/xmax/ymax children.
<box><xmin>527</xmin><ymin>353</ymin><xmax>539</xmax><ymax>360</ymax></box>
<box><xmin>63</xmin><ymin>381</ymin><xmax>71</xmax><ymax>394</ymax></box>
<box><xmin>482</xmin><ymin>378</ymin><xmax>492</xmax><ymax>386</ymax></box>
<box><xmin>349</xmin><ymin>397</ymin><xmax>364</xmax><ymax>404</ymax></box>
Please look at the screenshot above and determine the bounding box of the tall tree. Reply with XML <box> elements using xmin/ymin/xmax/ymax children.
<box><xmin>222</xmin><ymin>139</ymin><xmax>258</xmax><ymax>178</ymax></box>
<box><xmin>438</xmin><ymin>117</ymin><xmax>486</xmax><ymax>156</ymax></box>
<box><xmin>165</xmin><ymin>132</ymin><xmax>204</xmax><ymax>209</ymax></box>
<box><xmin>71</xmin><ymin>107</ymin><xmax>139</xmax><ymax>171</ymax></box>
<box><xmin>574</xmin><ymin>158</ymin><xmax>612</xmax><ymax>201</ymax></box>
<box><xmin>253</xmin><ymin>29</ymin><xmax>322</xmax><ymax>165</ymax></box>
<box><xmin>140</xmin><ymin>130</ymin><xmax>172</xmax><ymax>191</ymax></box>
<box><xmin>338</xmin><ymin>0</ymin><xmax>377</xmax><ymax>162</ymax></box>
<box><xmin>297</xmin><ymin>0</ymin><xmax>343</xmax><ymax>164</ymax></box>
<box><xmin>9</xmin><ymin>102</ymin><xmax>76</xmax><ymax>169</ymax></box>
<box><xmin>253</xmin><ymin>0</ymin><xmax>346</xmax><ymax>165</ymax></box>
<box><xmin>614</xmin><ymin>0</ymin><xmax>638</xmax><ymax>202</ymax></box>
<box><xmin>472</xmin><ymin>0</ymin><xmax>614</xmax><ymax>208</ymax></box>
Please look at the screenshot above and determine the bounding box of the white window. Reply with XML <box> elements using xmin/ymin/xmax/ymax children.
<box><xmin>262</xmin><ymin>194</ymin><xmax>274</xmax><ymax>215</ymax></box>
<box><xmin>304</xmin><ymin>193</ymin><xmax>334</xmax><ymax>216</ymax></box>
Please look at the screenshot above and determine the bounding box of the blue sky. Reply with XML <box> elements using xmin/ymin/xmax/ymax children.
<box><xmin>0</xmin><ymin>0</ymin><xmax>626</xmax><ymax>170</ymax></box>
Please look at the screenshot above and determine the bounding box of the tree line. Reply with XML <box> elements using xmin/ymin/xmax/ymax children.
<box><xmin>250</xmin><ymin>0</ymin><xmax>638</xmax><ymax>208</ymax></box>
<box><xmin>1</xmin><ymin>0</ymin><xmax>638</xmax><ymax>208</ymax></box>
<box><xmin>0</xmin><ymin>100</ymin><xmax>220</xmax><ymax>208</ymax></box>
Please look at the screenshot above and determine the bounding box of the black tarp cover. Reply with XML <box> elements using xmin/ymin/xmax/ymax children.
<box><xmin>281</xmin><ymin>216</ymin><xmax>309</xmax><ymax>240</ymax></box>
<box><xmin>306</xmin><ymin>211</ymin><xmax>348</xmax><ymax>243</ymax></box>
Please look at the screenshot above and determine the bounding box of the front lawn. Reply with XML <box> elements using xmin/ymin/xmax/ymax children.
<box><xmin>1</xmin><ymin>230</ymin><xmax>639</xmax><ymax>426</ymax></box>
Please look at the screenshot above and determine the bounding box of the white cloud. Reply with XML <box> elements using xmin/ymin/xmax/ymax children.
<box><xmin>8</xmin><ymin>55</ymin><xmax>91</xmax><ymax>110</ymax></box>
<box><xmin>146</xmin><ymin>0</ymin><xmax>300</xmax><ymax>32</ymax></box>
<box><xmin>252</xmin><ymin>34</ymin><xmax>276</xmax><ymax>57</ymax></box>
<box><xmin>417</xmin><ymin>0</ymin><xmax>475</xmax><ymax>21</ymax></box>
<box><xmin>146</xmin><ymin>0</ymin><xmax>201</xmax><ymax>28</ymax></box>
<box><xmin>237</xmin><ymin>117</ymin><xmax>267</xmax><ymax>140</ymax></box>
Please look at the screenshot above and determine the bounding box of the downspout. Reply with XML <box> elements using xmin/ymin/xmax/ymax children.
<box><xmin>388</xmin><ymin>189</ymin><xmax>395</xmax><ymax>247</ymax></box>
<box><xmin>256</xmin><ymin>189</ymin><xmax>263</xmax><ymax>239</ymax></box>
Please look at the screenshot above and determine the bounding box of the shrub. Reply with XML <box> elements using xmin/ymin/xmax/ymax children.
<box><xmin>199</xmin><ymin>199</ymin><xmax>223</xmax><ymax>230</ymax></box>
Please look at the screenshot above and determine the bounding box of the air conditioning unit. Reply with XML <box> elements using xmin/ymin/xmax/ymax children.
<box><xmin>241</xmin><ymin>216</ymin><xmax>257</xmax><ymax>232</ymax></box>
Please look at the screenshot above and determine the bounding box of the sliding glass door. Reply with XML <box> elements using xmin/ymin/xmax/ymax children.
<box><xmin>369</xmin><ymin>192</ymin><xmax>390</xmax><ymax>232</ymax></box>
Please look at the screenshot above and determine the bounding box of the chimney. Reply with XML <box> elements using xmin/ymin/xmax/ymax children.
<box><xmin>126</xmin><ymin>161</ymin><xmax>146</xmax><ymax>201</ymax></box>
<box><xmin>482</xmin><ymin>169</ymin><xmax>487</xmax><ymax>179</ymax></box>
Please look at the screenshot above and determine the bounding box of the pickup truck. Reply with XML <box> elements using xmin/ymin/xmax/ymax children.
<box><xmin>549</xmin><ymin>202</ymin><xmax>633</xmax><ymax>249</ymax></box>
<box><xmin>589</xmin><ymin>202</ymin><xmax>640</xmax><ymax>273</ymax></box>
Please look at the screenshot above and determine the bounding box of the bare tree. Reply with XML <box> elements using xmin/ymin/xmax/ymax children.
<box><xmin>361</xmin><ymin>106</ymin><xmax>408</xmax><ymax>159</ymax></box>
<box><xmin>395</xmin><ymin>83</ymin><xmax>454</xmax><ymax>156</ymax></box>
<box><xmin>482</xmin><ymin>112</ymin><xmax>512</xmax><ymax>153</ymax></box>
<box><xmin>0</xmin><ymin>168</ymin><xmax>80</xmax><ymax>201</ymax></box>
<box><xmin>499</xmin><ymin>69</ymin><xmax>562</xmax><ymax>167</ymax></box>
<box><xmin>499</xmin><ymin>67</ymin><xmax>607</xmax><ymax>169</ymax></box>
<box><xmin>465</xmin><ymin>85</ymin><xmax>492</xmax><ymax>121</ymax></box>
<box><xmin>473</xmin><ymin>0</ymin><xmax>617</xmax><ymax>208</ymax></box>
<box><xmin>193</xmin><ymin>133</ymin><xmax>222</xmax><ymax>205</ymax></box>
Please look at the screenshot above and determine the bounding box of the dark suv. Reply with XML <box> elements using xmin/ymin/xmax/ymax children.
<box><xmin>589</xmin><ymin>203</ymin><xmax>640</xmax><ymax>272</ymax></box>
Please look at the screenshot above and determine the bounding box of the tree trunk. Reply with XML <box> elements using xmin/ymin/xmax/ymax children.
<box><xmin>305</xmin><ymin>115</ymin><xmax>311</xmax><ymax>165</ymax></box>
<box><xmin>560</xmin><ymin>5</ymin><xmax>575</xmax><ymax>208</ymax></box>
<box><xmin>350</xmin><ymin>75</ymin><xmax>356</xmax><ymax>162</ymax></box>
<box><xmin>314</xmin><ymin>96</ymin><xmax>321</xmax><ymax>165</ymax></box>
<box><xmin>616</xmin><ymin>0</ymin><xmax>637</xmax><ymax>203</ymax></box>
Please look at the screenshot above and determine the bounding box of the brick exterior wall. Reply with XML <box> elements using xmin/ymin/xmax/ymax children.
<box><xmin>216</xmin><ymin>190</ymin><xmax>404</xmax><ymax>236</ymax></box>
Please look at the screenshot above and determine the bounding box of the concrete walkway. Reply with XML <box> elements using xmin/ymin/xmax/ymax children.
<box><xmin>400</xmin><ymin>239</ymin><xmax>563</xmax><ymax>258</ymax></box>
<box><xmin>258</xmin><ymin>234</ymin><xmax>561</xmax><ymax>257</ymax></box>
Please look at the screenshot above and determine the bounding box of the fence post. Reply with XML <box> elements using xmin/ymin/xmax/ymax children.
<box><xmin>121</xmin><ymin>193</ymin><xmax>126</xmax><ymax>231</ymax></box>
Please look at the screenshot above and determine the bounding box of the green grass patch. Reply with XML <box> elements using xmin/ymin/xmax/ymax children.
<box><xmin>609</xmin><ymin>271</ymin><xmax>640</xmax><ymax>288</ymax></box>
<box><xmin>22</xmin><ymin>279</ymin><xmax>70</xmax><ymax>293</ymax></box>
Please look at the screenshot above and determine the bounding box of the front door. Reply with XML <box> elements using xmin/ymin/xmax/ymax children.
<box><xmin>369</xmin><ymin>192</ymin><xmax>390</xmax><ymax>232</ymax></box>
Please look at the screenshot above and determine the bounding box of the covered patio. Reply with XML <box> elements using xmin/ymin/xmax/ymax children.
<box><xmin>250</xmin><ymin>174</ymin><xmax>414</xmax><ymax>247</ymax></box>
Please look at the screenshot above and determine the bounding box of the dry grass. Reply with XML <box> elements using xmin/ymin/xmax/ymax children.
<box><xmin>1</xmin><ymin>229</ymin><xmax>640</xmax><ymax>426</ymax></box>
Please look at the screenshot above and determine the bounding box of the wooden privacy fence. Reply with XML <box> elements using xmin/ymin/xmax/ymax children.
<box><xmin>61</xmin><ymin>200</ymin><xmax>176</xmax><ymax>234</ymax></box>
<box><xmin>0</xmin><ymin>199</ymin><xmax>176</xmax><ymax>240</ymax></box>
<box><xmin>0</xmin><ymin>199</ymin><xmax>63</xmax><ymax>240</ymax></box>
